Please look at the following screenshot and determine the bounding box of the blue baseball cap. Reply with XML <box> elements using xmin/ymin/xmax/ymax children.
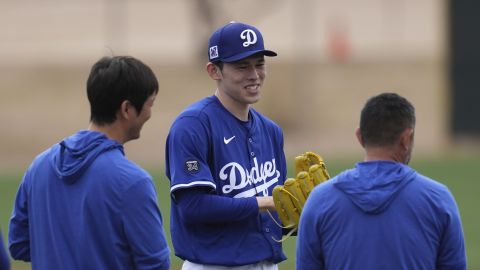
<box><xmin>208</xmin><ymin>21</ymin><xmax>277</xmax><ymax>63</ymax></box>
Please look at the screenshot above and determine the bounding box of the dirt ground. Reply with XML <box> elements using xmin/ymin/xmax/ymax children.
<box><xmin>0</xmin><ymin>59</ymin><xmax>469</xmax><ymax>172</ymax></box>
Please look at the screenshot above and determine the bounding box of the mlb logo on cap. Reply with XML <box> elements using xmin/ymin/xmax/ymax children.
<box><xmin>209</xmin><ymin>46</ymin><xmax>219</xmax><ymax>59</ymax></box>
<box><xmin>208</xmin><ymin>21</ymin><xmax>277</xmax><ymax>62</ymax></box>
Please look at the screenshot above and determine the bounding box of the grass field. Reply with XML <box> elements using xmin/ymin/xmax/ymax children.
<box><xmin>1</xmin><ymin>156</ymin><xmax>479</xmax><ymax>269</ymax></box>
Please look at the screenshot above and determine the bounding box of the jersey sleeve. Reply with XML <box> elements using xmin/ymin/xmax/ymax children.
<box><xmin>174</xmin><ymin>187</ymin><xmax>258</xmax><ymax>224</ymax></box>
<box><xmin>166</xmin><ymin>116</ymin><xmax>215</xmax><ymax>194</ymax></box>
<box><xmin>277</xmin><ymin>127</ymin><xmax>287</xmax><ymax>183</ymax></box>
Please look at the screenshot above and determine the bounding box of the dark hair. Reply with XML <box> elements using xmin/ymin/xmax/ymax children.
<box><xmin>360</xmin><ymin>93</ymin><xmax>415</xmax><ymax>147</ymax></box>
<box><xmin>213</xmin><ymin>61</ymin><xmax>224</xmax><ymax>70</ymax></box>
<box><xmin>87</xmin><ymin>56</ymin><xmax>158</xmax><ymax>125</ymax></box>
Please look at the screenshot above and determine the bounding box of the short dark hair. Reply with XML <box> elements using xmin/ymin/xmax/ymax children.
<box><xmin>360</xmin><ymin>93</ymin><xmax>415</xmax><ymax>147</ymax></box>
<box><xmin>213</xmin><ymin>61</ymin><xmax>224</xmax><ymax>70</ymax></box>
<box><xmin>87</xmin><ymin>56</ymin><xmax>158</xmax><ymax>125</ymax></box>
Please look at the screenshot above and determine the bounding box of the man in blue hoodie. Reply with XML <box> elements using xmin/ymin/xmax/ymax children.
<box><xmin>8</xmin><ymin>56</ymin><xmax>170</xmax><ymax>270</ymax></box>
<box><xmin>297</xmin><ymin>93</ymin><xmax>466</xmax><ymax>269</ymax></box>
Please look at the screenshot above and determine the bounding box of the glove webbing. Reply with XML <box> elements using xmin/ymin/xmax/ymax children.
<box><xmin>268</xmin><ymin>152</ymin><xmax>330</xmax><ymax>242</ymax></box>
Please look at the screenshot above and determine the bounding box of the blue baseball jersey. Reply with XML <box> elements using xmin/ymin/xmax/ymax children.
<box><xmin>166</xmin><ymin>95</ymin><xmax>287</xmax><ymax>266</ymax></box>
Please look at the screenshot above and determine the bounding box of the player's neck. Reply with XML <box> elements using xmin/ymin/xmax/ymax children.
<box><xmin>363</xmin><ymin>146</ymin><xmax>407</xmax><ymax>164</ymax></box>
<box><xmin>88</xmin><ymin>122</ymin><xmax>127</xmax><ymax>145</ymax></box>
<box><xmin>215</xmin><ymin>91</ymin><xmax>250</xmax><ymax>121</ymax></box>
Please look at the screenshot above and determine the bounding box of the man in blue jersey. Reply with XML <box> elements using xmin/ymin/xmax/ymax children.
<box><xmin>166</xmin><ymin>22</ymin><xmax>287</xmax><ymax>269</ymax></box>
<box><xmin>9</xmin><ymin>56</ymin><xmax>170</xmax><ymax>270</ymax></box>
<box><xmin>297</xmin><ymin>93</ymin><xmax>467</xmax><ymax>269</ymax></box>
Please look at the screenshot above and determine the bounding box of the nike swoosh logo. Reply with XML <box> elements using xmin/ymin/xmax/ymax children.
<box><xmin>223</xmin><ymin>136</ymin><xmax>236</xmax><ymax>144</ymax></box>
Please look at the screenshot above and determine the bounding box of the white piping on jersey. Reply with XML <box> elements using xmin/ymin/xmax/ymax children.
<box><xmin>170</xmin><ymin>181</ymin><xmax>216</xmax><ymax>193</ymax></box>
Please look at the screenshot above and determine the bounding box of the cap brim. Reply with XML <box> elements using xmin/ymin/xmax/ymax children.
<box><xmin>222</xmin><ymin>50</ymin><xmax>277</xmax><ymax>63</ymax></box>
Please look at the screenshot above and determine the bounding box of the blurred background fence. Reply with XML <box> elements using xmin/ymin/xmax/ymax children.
<box><xmin>3</xmin><ymin>0</ymin><xmax>478</xmax><ymax>171</ymax></box>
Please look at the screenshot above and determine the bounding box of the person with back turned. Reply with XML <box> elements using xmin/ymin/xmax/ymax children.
<box><xmin>297</xmin><ymin>92</ymin><xmax>467</xmax><ymax>270</ymax></box>
<box><xmin>9</xmin><ymin>56</ymin><xmax>170</xmax><ymax>270</ymax></box>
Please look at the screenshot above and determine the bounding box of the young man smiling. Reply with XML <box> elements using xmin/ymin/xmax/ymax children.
<box><xmin>166</xmin><ymin>22</ymin><xmax>287</xmax><ymax>269</ymax></box>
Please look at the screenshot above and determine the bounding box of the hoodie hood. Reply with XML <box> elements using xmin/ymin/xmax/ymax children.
<box><xmin>334</xmin><ymin>161</ymin><xmax>416</xmax><ymax>214</ymax></box>
<box><xmin>51</xmin><ymin>130</ymin><xmax>123</xmax><ymax>184</ymax></box>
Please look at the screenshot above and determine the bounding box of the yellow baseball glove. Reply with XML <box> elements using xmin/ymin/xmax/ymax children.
<box><xmin>271</xmin><ymin>152</ymin><xmax>330</xmax><ymax>241</ymax></box>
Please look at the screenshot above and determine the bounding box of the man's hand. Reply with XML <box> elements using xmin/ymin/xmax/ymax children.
<box><xmin>256</xmin><ymin>196</ymin><xmax>276</xmax><ymax>212</ymax></box>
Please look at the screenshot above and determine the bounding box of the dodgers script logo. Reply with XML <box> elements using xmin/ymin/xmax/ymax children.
<box><xmin>219</xmin><ymin>157</ymin><xmax>280</xmax><ymax>198</ymax></box>
<box><xmin>240</xmin><ymin>29</ymin><xmax>257</xmax><ymax>47</ymax></box>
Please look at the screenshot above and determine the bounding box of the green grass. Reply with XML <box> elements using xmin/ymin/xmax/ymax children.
<box><xmin>1</xmin><ymin>156</ymin><xmax>479</xmax><ymax>269</ymax></box>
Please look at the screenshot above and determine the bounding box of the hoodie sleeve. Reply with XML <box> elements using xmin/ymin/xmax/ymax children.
<box><xmin>296</xmin><ymin>187</ymin><xmax>325</xmax><ymax>270</ymax></box>
<box><xmin>8</xmin><ymin>175</ymin><xmax>31</xmax><ymax>262</ymax></box>
<box><xmin>436</xmin><ymin>189</ymin><xmax>467</xmax><ymax>270</ymax></box>
<box><xmin>121</xmin><ymin>178</ymin><xmax>170</xmax><ymax>270</ymax></box>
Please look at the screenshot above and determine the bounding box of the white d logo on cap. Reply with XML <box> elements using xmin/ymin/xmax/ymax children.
<box><xmin>240</xmin><ymin>29</ymin><xmax>257</xmax><ymax>47</ymax></box>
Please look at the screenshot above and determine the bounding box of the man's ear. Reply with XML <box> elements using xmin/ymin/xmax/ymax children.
<box><xmin>355</xmin><ymin>127</ymin><xmax>365</xmax><ymax>148</ymax></box>
<box><xmin>399</xmin><ymin>128</ymin><xmax>414</xmax><ymax>150</ymax></box>
<box><xmin>206</xmin><ymin>62</ymin><xmax>222</xmax><ymax>80</ymax></box>
<box><xmin>119</xmin><ymin>100</ymin><xmax>131</xmax><ymax>120</ymax></box>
